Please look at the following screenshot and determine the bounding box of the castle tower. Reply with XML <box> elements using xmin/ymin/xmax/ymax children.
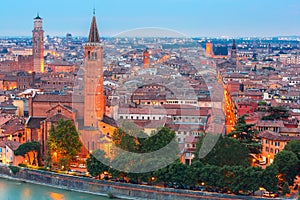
<box><xmin>143</xmin><ymin>49</ymin><xmax>150</xmax><ymax>68</ymax></box>
<box><xmin>32</xmin><ymin>13</ymin><xmax>44</xmax><ymax>73</ymax></box>
<box><xmin>230</xmin><ymin>39</ymin><xmax>237</xmax><ymax>67</ymax></box>
<box><xmin>206</xmin><ymin>41</ymin><xmax>213</xmax><ymax>57</ymax></box>
<box><xmin>84</xmin><ymin>13</ymin><xmax>105</xmax><ymax>127</ymax></box>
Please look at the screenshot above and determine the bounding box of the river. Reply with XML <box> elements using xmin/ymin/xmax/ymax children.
<box><xmin>0</xmin><ymin>178</ymin><xmax>110</xmax><ymax>200</ymax></box>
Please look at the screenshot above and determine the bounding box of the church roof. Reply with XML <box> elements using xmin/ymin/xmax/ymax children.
<box><xmin>34</xmin><ymin>13</ymin><xmax>42</xmax><ymax>20</ymax></box>
<box><xmin>88</xmin><ymin>16</ymin><xmax>100</xmax><ymax>43</ymax></box>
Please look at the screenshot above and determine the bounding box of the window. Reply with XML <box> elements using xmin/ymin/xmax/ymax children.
<box><xmin>88</xmin><ymin>51</ymin><xmax>91</xmax><ymax>59</ymax></box>
<box><xmin>275</xmin><ymin>149</ymin><xmax>279</xmax><ymax>154</ymax></box>
<box><xmin>265</xmin><ymin>139</ymin><xmax>268</xmax><ymax>144</ymax></box>
<box><xmin>270</xmin><ymin>148</ymin><xmax>273</xmax><ymax>153</ymax></box>
<box><xmin>266</xmin><ymin>147</ymin><xmax>269</xmax><ymax>152</ymax></box>
<box><xmin>0</xmin><ymin>148</ymin><xmax>2</xmax><ymax>153</ymax></box>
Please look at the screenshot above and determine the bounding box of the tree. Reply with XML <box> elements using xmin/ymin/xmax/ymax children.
<box><xmin>86</xmin><ymin>149</ymin><xmax>109</xmax><ymax>179</ymax></box>
<box><xmin>284</xmin><ymin>140</ymin><xmax>300</xmax><ymax>160</ymax></box>
<box><xmin>111</xmin><ymin>127</ymin><xmax>179</xmax><ymax>177</ymax></box>
<box><xmin>262</xmin><ymin>106</ymin><xmax>289</xmax><ymax>120</ymax></box>
<box><xmin>14</xmin><ymin>141</ymin><xmax>41</xmax><ymax>166</ymax></box>
<box><xmin>47</xmin><ymin>119</ymin><xmax>82</xmax><ymax>169</ymax></box>
<box><xmin>112</xmin><ymin>128</ymin><xmax>139</xmax><ymax>153</ymax></box>
<box><xmin>273</xmin><ymin>150</ymin><xmax>299</xmax><ymax>185</ymax></box>
<box><xmin>187</xmin><ymin>159</ymin><xmax>204</xmax><ymax>186</ymax></box>
<box><xmin>198</xmin><ymin>137</ymin><xmax>250</xmax><ymax>167</ymax></box>
<box><xmin>284</xmin><ymin>140</ymin><xmax>300</xmax><ymax>175</ymax></box>
<box><xmin>228</xmin><ymin>115</ymin><xmax>261</xmax><ymax>154</ymax></box>
<box><xmin>261</xmin><ymin>164</ymin><xmax>279</xmax><ymax>193</ymax></box>
<box><xmin>199</xmin><ymin>165</ymin><xmax>222</xmax><ymax>189</ymax></box>
<box><xmin>140</xmin><ymin>127</ymin><xmax>177</xmax><ymax>153</ymax></box>
<box><xmin>282</xmin><ymin>182</ymin><xmax>290</xmax><ymax>195</ymax></box>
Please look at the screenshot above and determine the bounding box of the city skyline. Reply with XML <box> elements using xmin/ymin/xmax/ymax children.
<box><xmin>0</xmin><ymin>0</ymin><xmax>300</xmax><ymax>37</ymax></box>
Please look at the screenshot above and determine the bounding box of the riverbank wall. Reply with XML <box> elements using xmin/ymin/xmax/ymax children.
<box><xmin>0</xmin><ymin>165</ymin><xmax>279</xmax><ymax>200</ymax></box>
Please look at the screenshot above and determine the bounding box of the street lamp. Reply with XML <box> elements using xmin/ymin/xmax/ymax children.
<box><xmin>150</xmin><ymin>176</ymin><xmax>156</xmax><ymax>186</ymax></box>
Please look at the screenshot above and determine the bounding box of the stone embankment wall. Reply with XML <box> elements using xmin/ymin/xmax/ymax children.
<box><xmin>0</xmin><ymin>165</ymin><xmax>278</xmax><ymax>200</ymax></box>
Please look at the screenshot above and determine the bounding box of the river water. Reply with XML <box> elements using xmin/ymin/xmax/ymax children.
<box><xmin>0</xmin><ymin>178</ymin><xmax>110</xmax><ymax>200</ymax></box>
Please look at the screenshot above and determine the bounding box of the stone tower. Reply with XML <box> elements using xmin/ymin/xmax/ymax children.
<box><xmin>32</xmin><ymin>13</ymin><xmax>44</xmax><ymax>73</ymax></box>
<box><xmin>230</xmin><ymin>39</ymin><xmax>237</xmax><ymax>67</ymax></box>
<box><xmin>143</xmin><ymin>49</ymin><xmax>150</xmax><ymax>68</ymax></box>
<box><xmin>84</xmin><ymin>13</ymin><xmax>105</xmax><ymax>127</ymax></box>
<box><xmin>206</xmin><ymin>41</ymin><xmax>213</xmax><ymax>57</ymax></box>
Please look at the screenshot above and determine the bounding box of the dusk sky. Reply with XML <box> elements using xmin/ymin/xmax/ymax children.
<box><xmin>1</xmin><ymin>0</ymin><xmax>299</xmax><ymax>37</ymax></box>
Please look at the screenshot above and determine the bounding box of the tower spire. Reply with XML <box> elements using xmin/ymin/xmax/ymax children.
<box><xmin>88</xmin><ymin>14</ymin><xmax>100</xmax><ymax>43</ymax></box>
<box><xmin>232</xmin><ymin>39</ymin><xmax>236</xmax><ymax>50</ymax></box>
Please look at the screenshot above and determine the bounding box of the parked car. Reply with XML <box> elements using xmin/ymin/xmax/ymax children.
<box><xmin>263</xmin><ymin>191</ymin><xmax>279</xmax><ymax>198</ymax></box>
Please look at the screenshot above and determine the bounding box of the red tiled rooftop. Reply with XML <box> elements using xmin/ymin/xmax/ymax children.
<box><xmin>258</xmin><ymin>130</ymin><xmax>300</xmax><ymax>141</ymax></box>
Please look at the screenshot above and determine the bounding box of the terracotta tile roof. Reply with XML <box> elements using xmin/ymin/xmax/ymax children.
<box><xmin>280</xmin><ymin>127</ymin><xmax>300</xmax><ymax>134</ymax></box>
<box><xmin>258</xmin><ymin>130</ymin><xmax>300</xmax><ymax>141</ymax></box>
<box><xmin>0</xmin><ymin>117</ymin><xmax>26</xmax><ymax>135</ymax></box>
<box><xmin>5</xmin><ymin>140</ymin><xmax>21</xmax><ymax>151</ymax></box>
<box><xmin>184</xmin><ymin>136</ymin><xmax>199</xmax><ymax>143</ymax></box>
<box><xmin>0</xmin><ymin>115</ymin><xmax>13</xmax><ymax>126</ymax></box>
<box><xmin>102</xmin><ymin>115</ymin><xmax>117</xmax><ymax>127</ymax></box>
<box><xmin>26</xmin><ymin>117</ymin><xmax>46</xmax><ymax>129</ymax></box>
<box><xmin>32</xmin><ymin>94</ymin><xmax>72</xmax><ymax>103</ymax></box>
<box><xmin>257</xmin><ymin>120</ymin><xmax>285</xmax><ymax>128</ymax></box>
<box><xmin>46</xmin><ymin>113</ymin><xmax>71</xmax><ymax>122</ymax></box>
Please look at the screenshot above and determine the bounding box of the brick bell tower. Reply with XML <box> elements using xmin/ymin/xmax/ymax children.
<box><xmin>32</xmin><ymin>13</ymin><xmax>44</xmax><ymax>73</ymax></box>
<box><xmin>84</xmin><ymin>11</ymin><xmax>105</xmax><ymax>127</ymax></box>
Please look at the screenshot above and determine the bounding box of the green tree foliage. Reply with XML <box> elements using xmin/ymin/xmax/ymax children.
<box><xmin>112</xmin><ymin>128</ymin><xmax>139</xmax><ymax>152</ymax></box>
<box><xmin>14</xmin><ymin>141</ymin><xmax>41</xmax><ymax>166</ymax></box>
<box><xmin>261</xmin><ymin>164</ymin><xmax>279</xmax><ymax>193</ymax></box>
<box><xmin>262</xmin><ymin>106</ymin><xmax>289</xmax><ymax>120</ymax></box>
<box><xmin>86</xmin><ymin>149</ymin><xmax>109</xmax><ymax>178</ymax></box>
<box><xmin>139</xmin><ymin>127</ymin><xmax>177</xmax><ymax>153</ymax></box>
<box><xmin>198</xmin><ymin>137</ymin><xmax>250</xmax><ymax>167</ymax></box>
<box><xmin>47</xmin><ymin>119</ymin><xmax>82</xmax><ymax>168</ymax></box>
<box><xmin>284</xmin><ymin>140</ymin><xmax>300</xmax><ymax>175</ymax></box>
<box><xmin>228</xmin><ymin>115</ymin><xmax>261</xmax><ymax>154</ymax></box>
<box><xmin>111</xmin><ymin>127</ymin><xmax>179</xmax><ymax>177</ymax></box>
<box><xmin>282</xmin><ymin>182</ymin><xmax>290</xmax><ymax>195</ymax></box>
<box><xmin>284</xmin><ymin>140</ymin><xmax>300</xmax><ymax>160</ymax></box>
<box><xmin>273</xmin><ymin>150</ymin><xmax>299</xmax><ymax>185</ymax></box>
<box><xmin>199</xmin><ymin>165</ymin><xmax>222</xmax><ymax>189</ymax></box>
<box><xmin>258</xmin><ymin>101</ymin><xmax>267</xmax><ymax>106</ymax></box>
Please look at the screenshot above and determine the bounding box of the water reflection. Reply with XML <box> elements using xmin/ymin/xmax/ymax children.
<box><xmin>0</xmin><ymin>178</ymin><xmax>109</xmax><ymax>200</ymax></box>
<box><xmin>49</xmin><ymin>192</ymin><xmax>65</xmax><ymax>200</ymax></box>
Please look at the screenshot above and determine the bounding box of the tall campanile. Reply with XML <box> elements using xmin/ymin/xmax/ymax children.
<box><xmin>84</xmin><ymin>12</ymin><xmax>105</xmax><ymax>127</ymax></box>
<box><xmin>32</xmin><ymin>14</ymin><xmax>44</xmax><ymax>73</ymax></box>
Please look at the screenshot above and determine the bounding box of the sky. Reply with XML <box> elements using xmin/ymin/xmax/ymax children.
<box><xmin>0</xmin><ymin>0</ymin><xmax>299</xmax><ymax>37</ymax></box>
